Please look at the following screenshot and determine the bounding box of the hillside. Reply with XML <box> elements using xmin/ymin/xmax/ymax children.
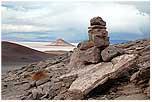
<box><xmin>1</xmin><ymin>39</ymin><xmax>150</xmax><ymax>100</ymax></box>
<box><xmin>2</xmin><ymin>41</ymin><xmax>57</xmax><ymax>64</ymax></box>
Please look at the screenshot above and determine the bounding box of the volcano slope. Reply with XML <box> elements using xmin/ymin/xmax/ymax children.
<box><xmin>1</xmin><ymin>39</ymin><xmax>150</xmax><ymax>100</ymax></box>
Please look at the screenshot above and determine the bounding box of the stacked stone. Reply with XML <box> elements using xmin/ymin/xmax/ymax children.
<box><xmin>69</xmin><ymin>16</ymin><xmax>123</xmax><ymax>68</ymax></box>
<box><xmin>88</xmin><ymin>16</ymin><xmax>109</xmax><ymax>48</ymax></box>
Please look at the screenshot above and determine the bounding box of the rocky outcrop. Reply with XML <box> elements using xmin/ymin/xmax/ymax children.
<box><xmin>60</xmin><ymin>54</ymin><xmax>137</xmax><ymax>99</ymax></box>
<box><xmin>68</xmin><ymin>17</ymin><xmax>113</xmax><ymax>68</ymax></box>
<box><xmin>2</xmin><ymin>39</ymin><xmax>149</xmax><ymax>100</ymax></box>
<box><xmin>1</xmin><ymin>17</ymin><xmax>150</xmax><ymax>100</ymax></box>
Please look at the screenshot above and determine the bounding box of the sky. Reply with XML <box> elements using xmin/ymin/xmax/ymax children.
<box><xmin>1</xmin><ymin>1</ymin><xmax>150</xmax><ymax>42</ymax></box>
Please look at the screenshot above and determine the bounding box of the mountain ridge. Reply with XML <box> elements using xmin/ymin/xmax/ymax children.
<box><xmin>46</xmin><ymin>39</ymin><xmax>75</xmax><ymax>47</ymax></box>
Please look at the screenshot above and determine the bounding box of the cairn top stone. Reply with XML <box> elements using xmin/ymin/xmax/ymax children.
<box><xmin>90</xmin><ymin>16</ymin><xmax>106</xmax><ymax>26</ymax></box>
<box><xmin>88</xmin><ymin>25</ymin><xmax>106</xmax><ymax>30</ymax></box>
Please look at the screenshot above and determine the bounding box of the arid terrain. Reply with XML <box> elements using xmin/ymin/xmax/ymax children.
<box><xmin>2</xmin><ymin>41</ymin><xmax>69</xmax><ymax>72</ymax></box>
<box><xmin>1</xmin><ymin>39</ymin><xmax>150</xmax><ymax>100</ymax></box>
<box><xmin>1</xmin><ymin>17</ymin><xmax>150</xmax><ymax>100</ymax></box>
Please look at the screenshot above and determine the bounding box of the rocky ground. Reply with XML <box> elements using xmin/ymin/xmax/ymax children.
<box><xmin>1</xmin><ymin>39</ymin><xmax>150</xmax><ymax>100</ymax></box>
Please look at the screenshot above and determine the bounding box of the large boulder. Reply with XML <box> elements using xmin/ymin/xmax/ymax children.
<box><xmin>101</xmin><ymin>45</ymin><xmax>124</xmax><ymax>61</ymax></box>
<box><xmin>68</xmin><ymin>47</ymin><xmax>101</xmax><ymax>68</ymax></box>
<box><xmin>68</xmin><ymin>48</ymin><xmax>85</xmax><ymax>69</ymax></box>
<box><xmin>82</xmin><ymin>46</ymin><xmax>101</xmax><ymax>64</ymax></box>
<box><xmin>90</xmin><ymin>16</ymin><xmax>106</xmax><ymax>26</ymax></box>
<box><xmin>62</xmin><ymin>54</ymin><xmax>136</xmax><ymax>99</ymax></box>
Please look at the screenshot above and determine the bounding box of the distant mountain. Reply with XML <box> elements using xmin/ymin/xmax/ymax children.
<box><xmin>47</xmin><ymin>39</ymin><xmax>75</xmax><ymax>47</ymax></box>
<box><xmin>2</xmin><ymin>41</ymin><xmax>56</xmax><ymax>64</ymax></box>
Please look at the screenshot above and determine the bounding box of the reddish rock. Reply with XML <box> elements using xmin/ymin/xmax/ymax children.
<box><xmin>31</xmin><ymin>71</ymin><xmax>48</xmax><ymax>81</ymax></box>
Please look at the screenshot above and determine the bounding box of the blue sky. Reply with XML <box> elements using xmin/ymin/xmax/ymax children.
<box><xmin>1</xmin><ymin>1</ymin><xmax>150</xmax><ymax>42</ymax></box>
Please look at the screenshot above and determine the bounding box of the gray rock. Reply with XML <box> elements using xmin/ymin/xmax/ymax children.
<box><xmin>26</xmin><ymin>94</ymin><xmax>33</xmax><ymax>100</ymax></box>
<box><xmin>41</xmin><ymin>82</ymin><xmax>52</xmax><ymax>95</ymax></box>
<box><xmin>59</xmin><ymin>74</ymin><xmax>77</xmax><ymax>88</ymax></box>
<box><xmin>82</xmin><ymin>46</ymin><xmax>101</xmax><ymax>64</ymax></box>
<box><xmin>101</xmin><ymin>45</ymin><xmax>124</xmax><ymax>61</ymax></box>
<box><xmin>67</xmin><ymin>48</ymin><xmax>88</xmax><ymax>69</ymax></box>
<box><xmin>33</xmin><ymin>87</ymin><xmax>44</xmax><ymax>99</ymax></box>
<box><xmin>68</xmin><ymin>62</ymin><xmax>113</xmax><ymax>95</ymax></box>
<box><xmin>115</xmin><ymin>94</ymin><xmax>148</xmax><ymax>100</ymax></box>
<box><xmin>68</xmin><ymin>47</ymin><xmax>101</xmax><ymax>68</ymax></box>
<box><xmin>64</xmin><ymin>90</ymin><xmax>84</xmax><ymax>100</ymax></box>
<box><xmin>53</xmin><ymin>94</ymin><xmax>65</xmax><ymax>100</ymax></box>
<box><xmin>67</xmin><ymin>54</ymin><xmax>136</xmax><ymax>99</ymax></box>
<box><xmin>51</xmin><ymin>82</ymin><xmax>63</xmax><ymax>90</ymax></box>
<box><xmin>32</xmin><ymin>88</ymin><xmax>38</xmax><ymax>99</ymax></box>
<box><xmin>130</xmin><ymin>71</ymin><xmax>140</xmax><ymax>82</ymax></box>
<box><xmin>48</xmin><ymin>88</ymin><xmax>59</xmax><ymax>99</ymax></box>
<box><xmin>29</xmin><ymin>81</ymin><xmax>36</xmax><ymax>87</ymax></box>
<box><xmin>36</xmin><ymin>78</ymin><xmax>50</xmax><ymax>86</ymax></box>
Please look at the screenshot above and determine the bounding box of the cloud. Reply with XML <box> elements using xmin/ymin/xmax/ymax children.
<box><xmin>2</xmin><ymin>24</ymin><xmax>52</xmax><ymax>33</ymax></box>
<box><xmin>2</xmin><ymin>1</ymin><xmax>150</xmax><ymax>42</ymax></box>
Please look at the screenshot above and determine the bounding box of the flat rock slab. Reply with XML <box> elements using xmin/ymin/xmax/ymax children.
<box><xmin>69</xmin><ymin>62</ymin><xmax>113</xmax><ymax>95</ymax></box>
<box><xmin>67</xmin><ymin>54</ymin><xmax>136</xmax><ymax>97</ymax></box>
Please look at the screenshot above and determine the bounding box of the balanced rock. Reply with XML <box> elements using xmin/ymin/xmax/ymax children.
<box><xmin>101</xmin><ymin>45</ymin><xmax>124</xmax><ymax>62</ymax></box>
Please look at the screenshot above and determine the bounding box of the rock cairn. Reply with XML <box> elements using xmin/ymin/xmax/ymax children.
<box><xmin>69</xmin><ymin>16</ymin><xmax>123</xmax><ymax>68</ymax></box>
<box><xmin>88</xmin><ymin>16</ymin><xmax>109</xmax><ymax>48</ymax></box>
